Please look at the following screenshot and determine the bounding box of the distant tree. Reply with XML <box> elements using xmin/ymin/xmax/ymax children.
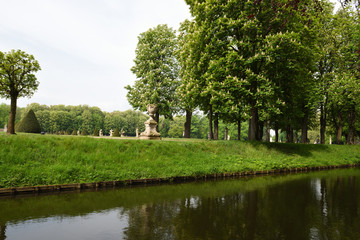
<box><xmin>113</xmin><ymin>128</ymin><xmax>120</xmax><ymax>137</ymax></box>
<box><xmin>0</xmin><ymin>50</ymin><xmax>41</xmax><ymax>134</ymax></box>
<box><xmin>125</xmin><ymin>24</ymin><xmax>180</xmax><ymax>123</ymax></box>
<box><xmin>81</xmin><ymin>129</ymin><xmax>88</xmax><ymax>136</ymax></box>
<box><xmin>93</xmin><ymin>127</ymin><xmax>99</xmax><ymax>136</ymax></box>
<box><xmin>71</xmin><ymin>128</ymin><xmax>77</xmax><ymax>135</ymax></box>
<box><xmin>15</xmin><ymin>109</ymin><xmax>41</xmax><ymax>133</ymax></box>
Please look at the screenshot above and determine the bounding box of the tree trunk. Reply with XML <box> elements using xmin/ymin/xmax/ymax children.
<box><xmin>237</xmin><ymin>119</ymin><xmax>241</xmax><ymax>141</ymax></box>
<box><xmin>320</xmin><ymin>102</ymin><xmax>326</xmax><ymax>144</ymax></box>
<box><xmin>248</xmin><ymin>106</ymin><xmax>259</xmax><ymax>141</ymax></box>
<box><xmin>155</xmin><ymin>112</ymin><xmax>160</xmax><ymax>133</ymax></box>
<box><xmin>335</xmin><ymin>114</ymin><xmax>343</xmax><ymax>144</ymax></box>
<box><xmin>214</xmin><ymin>113</ymin><xmax>219</xmax><ymax>140</ymax></box>
<box><xmin>183</xmin><ymin>109</ymin><xmax>192</xmax><ymax>138</ymax></box>
<box><xmin>286</xmin><ymin>125</ymin><xmax>293</xmax><ymax>143</ymax></box>
<box><xmin>301</xmin><ymin>114</ymin><xmax>308</xmax><ymax>144</ymax></box>
<box><xmin>7</xmin><ymin>95</ymin><xmax>17</xmax><ymax>135</ymax></box>
<box><xmin>258</xmin><ymin>121</ymin><xmax>264</xmax><ymax>141</ymax></box>
<box><xmin>208</xmin><ymin>105</ymin><xmax>213</xmax><ymax>140</ymax></box>
<box><xmin>347</xmin><ymin>105</ymin><xmax>356</xmax><ymax>144</ymax></box>
<box><xmin>265</xmin><ymin>120</ymin><xmax>270</xmax><ymax>142</ymax></box>
<box><xmin>275</xmin><ymin>123</ymin><xmax>279</xmax><ymax>142</ymax></box>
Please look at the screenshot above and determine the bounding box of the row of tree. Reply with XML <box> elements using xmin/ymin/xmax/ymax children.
<box><xmin>126</xmin><ymin>0</ymin><xmax>360</xmax><ymax>144</ymax></box>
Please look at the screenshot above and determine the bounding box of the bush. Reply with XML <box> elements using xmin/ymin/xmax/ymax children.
<box><xmin>113</xmin><ymin>128</ymin><xmax>120</xmax><ymax>137</ymax></box>
<box><xmin>93</xmin><ymin>127</ymin><xmax>99</xmax><ymax>136</ymax></box>
<box><xmin>81</xmin><ymin>129</ymin><xmax>88</xmax><ymax>136</ymax></box>
<box><xmin>72</xmin><ymin>129</ymin><xmax>77</xmax><ymax>135</ymax></box>
<box><xmin>15</xmin><ymin>109</ymin><xmax>41</xmax><ymax>133</ymax></box>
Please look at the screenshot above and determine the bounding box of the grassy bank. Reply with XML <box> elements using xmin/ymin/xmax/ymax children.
<box><xmin>1</xmin><ymin>133</ymin><xmax>360</xmax><ymax>188</ymax></box>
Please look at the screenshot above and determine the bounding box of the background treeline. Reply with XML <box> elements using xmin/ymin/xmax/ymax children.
<box><xmin>1</xmin><ymin>102</ymin><xmax>327</xmax><ymax>142</ymax></box>
<box><xmin>0</xmin><ymin>103</ymin><xmax>248</xmax><ymax>139</ymax></box>
<box><xmin>1</xmin><ymin>103</ymin><xmax>146</xmax><ymax>136</ymax></box>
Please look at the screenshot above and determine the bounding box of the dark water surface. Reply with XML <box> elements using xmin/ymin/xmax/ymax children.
<box><xmin>1</xmin><ymin>168</ymin><xmax>360</xmax><ymax>240</ymax></box>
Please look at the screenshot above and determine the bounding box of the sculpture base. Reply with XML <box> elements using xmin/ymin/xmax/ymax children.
<box><xmin>139</xmin><ymin>135</ymin><xmax>161</xmax><ymax>140</ymax></box>
<box><xmin>139</xmin><ymin>118</ymin><xmax>161</xmax><ymax>140</ymax></box>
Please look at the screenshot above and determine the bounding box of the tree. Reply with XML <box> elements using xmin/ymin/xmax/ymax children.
<box><xmin>125</xmin><ymin>24</ymin><xmax>180</xmax><ymax>124</ymax></box>
<box><xmin>183</xmin><ymin>0</ymin><xmax>322</xmax><ymax>141</ymax></box>
<box><xmin>15</xmin><ymin>109</ymin><xmax>41</xmax><ymax>133</ymax></box>
<box><xmin>0</xmin><ymin>50</ymin><xmax>41</xmax><ymax>134</ymax></box>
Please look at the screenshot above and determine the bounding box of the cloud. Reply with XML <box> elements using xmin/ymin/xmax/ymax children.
<box><xmin>0</xmin><ymin>0</ymin><xmax>191</xmax><ymax>112</ymax></box>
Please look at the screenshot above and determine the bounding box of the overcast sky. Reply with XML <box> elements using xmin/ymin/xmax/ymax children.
<box><xmin>0</xmin><ymin>0</ymin><xmax>191</xmax><ymax>112</ymax></box>
<box><xmin>0</xmin><ymin>0</ymin><xmax>340</xmax><ymax>112</ymax></box>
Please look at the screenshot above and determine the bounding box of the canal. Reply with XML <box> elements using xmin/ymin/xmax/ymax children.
<box><xmin>1</xmin><ymin>168</ymin><xmax>359</xmax><ymax>240</ymax></box>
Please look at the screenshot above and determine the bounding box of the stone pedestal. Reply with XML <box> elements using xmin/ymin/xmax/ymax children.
<box><xmin>139</xmin><ymin>104</ymin><xmax>161</xmax><ymax>140</ymax></box>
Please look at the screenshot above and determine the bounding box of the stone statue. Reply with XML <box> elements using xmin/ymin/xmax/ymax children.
<box><xmin>99</xmin><ymin>129</ymin><xmax>103</xmax><ymax>137</ymax></box>
<box><xmin>4</xmin><ymin>124</ymin><xmax>7</xmax><ymax>133</ymax></box>
<box><xmin>110</xmin><ymin>129</ymin><xmax>114</xmax><ymax>137</ymax></box>
<box><xmin>136</xmin><ymin>128</ymin><xmax>139</xmax><ymax>138</ymax></box>
<box><xmin>77</xmin><ymin>130</ymin><xmax>80</xmax><ymax>136</ymax></box>
<box><xmin>121</xmin><ymin>128</ymin><xmax>125</xmax><ymax>137</ymax></box>
<box><xmin>139</xmin><ymin>104</ymin><xmax>161</xmax><ymax>140</ymax></box>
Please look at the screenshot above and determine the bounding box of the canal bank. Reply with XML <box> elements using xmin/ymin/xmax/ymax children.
<box><xmin>1</xmin><ymin>134</ymin><xmax>360</xmax><ymax>193</ymax></box>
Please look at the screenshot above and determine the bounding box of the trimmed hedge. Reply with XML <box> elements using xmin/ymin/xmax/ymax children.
<box><xmin>15</xmin><ymin>109</ymin><xmax>41</xmax><ymax>133</ymax></box>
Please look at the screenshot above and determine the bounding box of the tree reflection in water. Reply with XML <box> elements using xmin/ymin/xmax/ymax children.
<box><xmin>121</xmin><ymin>172</ymin><xmax>360</xmax><ymax>240</ymax></box>
<box><xmin>1</xmin><ymin>169</ymin><xmax>360</xmax><ymax>240</ymax></box>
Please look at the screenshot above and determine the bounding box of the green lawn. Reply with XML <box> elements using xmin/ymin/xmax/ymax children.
<box><xmin>1</xmin><ymin>133</ymin><xmax>360</xmax><ymax>188</ymax></box>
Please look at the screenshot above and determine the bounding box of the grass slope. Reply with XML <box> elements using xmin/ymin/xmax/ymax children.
<box><xmin>1</xmin><ymin>133</ymin><xmax>360</xmax><ymax>188</ymax></box>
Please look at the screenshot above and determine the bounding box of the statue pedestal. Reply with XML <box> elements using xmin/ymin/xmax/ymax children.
<box><xmin>139</xmin><ymin>118</ymin><xmax>161</xmax><ymax>140</ymax></box>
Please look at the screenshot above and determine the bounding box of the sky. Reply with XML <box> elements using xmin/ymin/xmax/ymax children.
<box><xmin>0</xmin><ymin>0</ymin><xmax>340</xmax><ymax>113</ymax></box>
<box><xmin>0</xmin><ymin>0</ymin><xmax>191</xmax><ymax>112</ymax></box>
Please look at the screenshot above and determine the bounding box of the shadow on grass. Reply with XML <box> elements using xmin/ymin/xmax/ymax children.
<box><xmin>246</xmin><ymin>140</ymin><xmax>330</xmax><ymax>158</ymax></box>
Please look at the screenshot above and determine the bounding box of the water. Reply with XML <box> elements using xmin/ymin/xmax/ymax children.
<box><xmin>1</xmin><ymin>168</ymin><xmax>360</xmax><ymax>240</ymax></box>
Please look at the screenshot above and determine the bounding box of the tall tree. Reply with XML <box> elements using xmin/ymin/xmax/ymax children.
<box><xmin>183</xmin><ymin>0</ymin><xmax>322</xmax><ymax>141</ymax></box>
<box><xmin>0</xmin><ymin>50</ymin><xmax>41</xmax><ymax>134</ymax></box>
<box><xmin>125</xmin><ymin>24</ymin><xmax>180</xmax><ymax>123</ymax></box>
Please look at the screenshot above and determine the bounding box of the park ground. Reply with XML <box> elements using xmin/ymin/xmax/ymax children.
<box><xmin>1</xmin><ymin>133</ymin><xmax>360</xmax><ymax>188</ymax></box>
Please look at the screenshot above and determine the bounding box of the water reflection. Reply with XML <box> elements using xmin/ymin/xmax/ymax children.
<box><xmin>1</xmin><ymin>169</ymin><xmax>360</xmax><ymax>240</ymax></box>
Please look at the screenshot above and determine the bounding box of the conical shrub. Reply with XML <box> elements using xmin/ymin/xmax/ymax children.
<box><xmin>15</xmin><ymin>109</ymin><xmax>41</xmax><ymax>133</ymax></box>
<box><xmin>93</xmin><ymin>127</ymin><xmax>99</xmax><ymax>136</ymax></box>
<box><xmin>81</xmin><ymin>129</ymin><xmax>88</xmax><ymax>136</ymax></box>
<box><xmin>113</xmin><ymin>128</ymin><xmax>120</xmax><ymax>137</ymax></box>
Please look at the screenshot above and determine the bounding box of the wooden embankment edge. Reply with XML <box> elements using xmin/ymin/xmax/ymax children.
<box><xmin>1</xmin><ymin>164</ymin><xmax>359</xmax><ymax>197</ymax></box>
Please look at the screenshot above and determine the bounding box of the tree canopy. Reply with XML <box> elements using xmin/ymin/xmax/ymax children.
<box><xmin>125</xmin><ymin>24</ymin><xmax>180</xmax><ymax>122</ymax></box>
<box><xmin>0</xmin><ymin>49</ymin><xmax>41</xmax><ymax>134</ymax></box>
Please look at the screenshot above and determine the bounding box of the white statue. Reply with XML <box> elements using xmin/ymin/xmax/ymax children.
<box><xmin>136</xmin><ymin>128</ymin><xmax>139</xmax><ymax>138</ymax></box>
<box><xmin>110</xmin><ymin>129</ymin><xmax>114</xmax><ymax>137</ymax></box>
<box><xmin>99</xmin><ymin>129</ymin><xmax>103</xmax><ymax>137</ymax></box>
<box><xmin>139</xmin><ymin>104</ymin><xmax>161</xmax><ymax>140</ymax></box>
<box><xmin>4</xmin><ymin>124</ymin><xmax>7</xmax><ymax>133</ymax></box>
<box><xmin>77</xmin><ymin>130</ymin><xmax>80</xmax><ymax>136</ymax></box>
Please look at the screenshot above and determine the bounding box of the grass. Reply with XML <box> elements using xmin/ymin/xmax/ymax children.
<box><xmin>1</xmin><ymin>133</ymin><xmax>360</xmax><ymax>188</ymax></box>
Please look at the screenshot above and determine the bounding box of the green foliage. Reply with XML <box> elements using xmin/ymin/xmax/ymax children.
<box><xmin>0</xmin><ymin>50</ymin><xmax>41</xmax><ymax>134</ymax></box>
<box><xmin>81</xmin><ymin>129</ymin><xmax>88</xmax><ymax>136</ymax></box>
<box><xmin>72</xmin><ymin>129</ymin><xmax>77</xmax><ymax>135</ymax></box>
<box><xmin>93</xmin><ymin>127</ymin><xmax>99</xmax><ymax>136</ymax></box>
<box><xmin>0</xmin><ymin>50</ymin><xmax>41</xmax><ymax>99</ymax></box>
<box><xmin>126</xmin><ymin>24</ymin><xmax>180</xmax><ymax>119</ymax></box>
<box><xmin>15</xmin><ymin>109</ymin><xmax>41</xmax><ymax>133</ymax></box>
<box><xmin>113</xmin><ymin>128</ymin><xmax>120</xmax><ymax>137</ymax></box>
